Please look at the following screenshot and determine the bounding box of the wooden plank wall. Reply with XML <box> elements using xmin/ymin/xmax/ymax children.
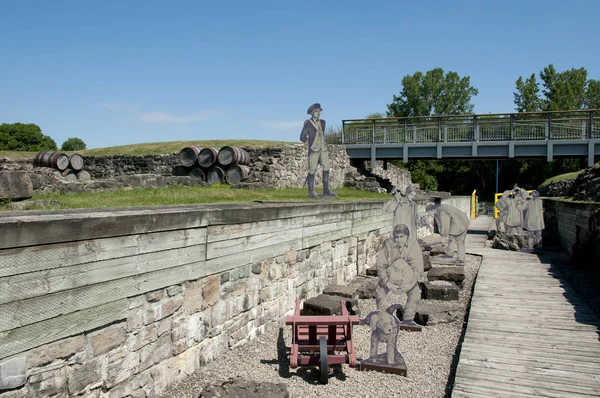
<box><xmin>0</xmin><ymin>200</ymin><xmax>390</xmax><ymax>361</ymax></box>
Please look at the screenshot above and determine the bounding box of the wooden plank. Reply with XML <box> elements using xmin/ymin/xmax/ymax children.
<box><xmin>467</xmin><ymin>312</ymin><xmax>600</xmax><ymax>327</ymax></box>
<box><xmin>0</xmin><ymin>228</ymin><xmax>207</xmax><ymax>278</ymax></box>
<box><xmin>460</xmin><ymin>343</ymin><xmax>600</xmax><ymax>363</ymax></box>
<box><xmin>459</xmin><ymin>347</ymin><xmax>600</xmax><ymax>374</ymax></box>
<box><xmin>463</xmin><ymin>331</ymin><xmax>600</xmax><ymax>351</ymax></box>
<box><xmin>351</xmin><ymin>213</ymin><xmax>388</xmax><ymax>228</ymax></box>
<box><xmin>452</xmin><ymin>382</ymin><xmax>539</xmax><ymax>398</ymax></box>
<box><xmin>0</xmin><ymin>299</ymin><xmax>128</xmax><ymax>360</ymax></box>
<box><xmin>457</xmin><ymin>358</ymin><xmax>600</xmax><ymax>384</ymax></box>
<box><xmin>206</xmin><ymin>225</ymin><xmax>303</xmax><ymax>259</ymax></box>
<box><xmin>205</xmin><ymin>238</ymin><xmax>304</xmax><ymax>273</ymax></box>
<box><xmin>351</xmin><ymin>219</ymin><xmax>389</xmax><ymax>238</ymax></box>
<box><xmin>461</xmin><ymin>339</ymin><xmax>600</xmax><ymax>358</ymax></box>
<box><xmin>454</xmin><ymin>375</ymin><xmax>599</xmax><ymax>398</ymax></box>
<box><xmin>460</xmin><ymin>346</ymin><xmax>600</xmax><ymax>369</ymax></box>
<box><xmin>0</xmin><ymin>243</ymin><xmax>206</xmax><ymax>304</ymax></box>
<box><xmin>302</xmin><ymin>221</ymin><xmax>354</xmax><ymax>248</ymax></box>
<box><xmin>206</xmin><ymin>216</ymin><xmax>304</xmax><ymax>243</ymax></box>
<box><xmin>456</xmin><ymin>362</ymin><xmax>600</xmax><ymax>391</ymax></box>
<box><xmin>0</xmin><ymin>256</ymin><xmax>215</xmax><ymax>333</ymax></box>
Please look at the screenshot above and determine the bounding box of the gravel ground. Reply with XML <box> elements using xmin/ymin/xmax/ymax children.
<box><xmin>162</xmin><ymin>254</ymin><xmax>482</xmax><ymax>398</ymax></box>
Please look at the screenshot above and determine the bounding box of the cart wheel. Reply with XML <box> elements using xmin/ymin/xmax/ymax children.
<box><xmin>319</xmin><ymin>336</ymin><xmax>328</xmax><ymax>384</ymax></box>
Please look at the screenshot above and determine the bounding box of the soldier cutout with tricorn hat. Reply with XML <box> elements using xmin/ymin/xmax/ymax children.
<box><xmin>300</xmin><ymin>103</ymin><xmax>338</xmax><ymax>199</ymax></box>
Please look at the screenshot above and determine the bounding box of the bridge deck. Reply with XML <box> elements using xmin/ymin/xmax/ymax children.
<box><xmin>452</xmin><ymin>216</ymin><xmax>600</xmax><ymax>398</ymax></box>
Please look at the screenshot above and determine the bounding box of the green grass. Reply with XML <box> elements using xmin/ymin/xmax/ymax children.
<box><xmin>0</xmin><ymin>140</ymin><xmax>296</xmax><ymax>159</ymax></box>
<box><xmin>0</xmin><ymin>186</ymin><xmax>389</xmax><ymax>211</ymax></box>
<box><xmin>540</xmin><ymin>169</ymin><xmax>585</xmax><ymax>187</ymax></box>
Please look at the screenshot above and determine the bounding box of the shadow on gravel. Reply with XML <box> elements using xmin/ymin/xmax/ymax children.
<box><xmin>259</xmin><ymin>328</ymin><xmax>348</xmax><ymax>384</ymax></box>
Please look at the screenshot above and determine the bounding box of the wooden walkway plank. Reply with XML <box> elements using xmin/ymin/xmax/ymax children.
<box><xmin>451</xmin><ymin>216</ymin><xmax>600</xmax><ymax>398</ymax></box>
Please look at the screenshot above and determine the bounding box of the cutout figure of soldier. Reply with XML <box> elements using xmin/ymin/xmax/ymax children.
<box><xmin>426</xmin><ymin>203</ymin><xmax>470</xmax><ymax>264</ymax></box>
<box><xmin>522</xmin><ymin>190</ymin><xmax>544</xmax><ymax>249</ymax></box>
<box><xmin>299</xmin><ymin>103</ymin><xmax>338</xmax><ymax>199</ymax></box>
<box><xmin>383</xmin><ymin>185</ymin><xmax>420</xmax><ymax>240</ymax></box>
<box><xmin>375</xmin><ymin>224</ymin><xmax>423</xmax><ymax>331</ymax></box>
<box><xmin>505</xmin><ymin>185</ymin><xmax>527</xmax><ymax>235</ymax></box>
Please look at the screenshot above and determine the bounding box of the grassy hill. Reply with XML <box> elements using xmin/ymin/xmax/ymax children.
<box><xmin>540</xmin><ymin>169</ymin><xmax>585</xmax><ymax>187</ymax></box>
<box><xmin>0</xmin><ymin>140</ymin><xmax>296</xmax><ymax>160</ymax></box>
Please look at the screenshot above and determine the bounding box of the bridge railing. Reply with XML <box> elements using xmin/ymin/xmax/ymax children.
<box><xmin>341</xmin><ymin>109</ymin><xmax>600</xmax><ymax>144</ymax></box>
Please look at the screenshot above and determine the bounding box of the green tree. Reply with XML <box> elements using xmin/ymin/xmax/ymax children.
<box><xmin>387</xmin><ymin>68</ymin><xmax>479</xmax><ymax>117</ymax></box>
<box><xmin>61</xmin><ymin>137</ymin><xmax>87</xmax><ymax>151</ymax></box>
<box><xmin>365</xmin><ymin>112</ymin><xmax>385</xmax><ymax>119</ymax></box>
<box><xmin>387</xmin><ymin>68</ymin><xmax>479</xmax><ymax>191</ymax></box>
<box><xmin>585</xmin><ymin>79</ymin><xmax>600</xmax><ymax>109</ymax></box>
<box><xmin>0</xmin><ymin>123</ymin><xmax>57</xmax><ymax>151</ymax></box>
<box><xmin>514</xmin><ymin>73</ymin><xmax>542</xmax><ymax>112</ymax></box>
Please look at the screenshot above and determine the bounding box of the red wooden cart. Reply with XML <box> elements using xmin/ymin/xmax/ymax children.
<box><xmin>285</xmin><ymin>298</ymin><xmax>360</xmax><ymax>383</ymax></box>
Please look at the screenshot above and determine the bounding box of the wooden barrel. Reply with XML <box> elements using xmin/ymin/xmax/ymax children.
<box><xmin>37</xmin><ymin>151</ymin><xmax>69</xmax><ymax>170</ymax></box>
<box><xmin>198</xmin><ymin>147</ymin><xmax>220</xmax><ymax>168</ymax></box>
<box><xmin>188</xmin><ymin>167</ymin><xmax>206</xmax><ymax>180</ymax></box>
<box><xmin>33</xmin><ymin>151</ymin><xmax>46</xmax><ymax>166</ymax></box>
<box><xmin>40</xmin><ymin>151</ymin><xmax>54</xmax><ymax>168</ymax></box>
<box><xmin>179</xmin><ymin>146</ymin><xmax>202</xmax><ymax>167</ymax></box>
<box><xmin>225</xmin><ymin>165</ymin><xmax>250</xmax><ymax>184</ymax></box>
<box><xmin>61</xmin><ymin>169</ymin><xmax>77</xmax><ymax>181</ymax></box>
<box><xmin>206</xmin><ymin>166</ymin><xmax>225</xmax><ymax>184</ymax></box>
<box><xmin>217</xmin><ymin>146</ymin><xmax>250</xmax><ymax>166</ymax></box>
<box><xmin>67</xmin><ymin>153</ymin><xmax>84</xmax><ymax>171</ymax></box>
<box><xmin>76</xmin><ymin>170</ymin><xmax>91</xmax><ymax>181</ymax></box>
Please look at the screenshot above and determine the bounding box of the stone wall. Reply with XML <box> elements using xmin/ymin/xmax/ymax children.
<box><xmin>543</xmin><ymin>198</ymin><xmax>600</xmax><ymax>257</ymax></box>
<box><xmin>440</xmin><ymin>196</ymin><xmax>473</xmax><ymax>219</ymax></box>
<box><xmin>1</xmin><ymin>145</ymin><xmax>406</xmax><ymax>193</ymax></box>
<box><xmin>0</xmin><ymin>200</ymin><xmax>390</xmax><ymax>397</ymax></box>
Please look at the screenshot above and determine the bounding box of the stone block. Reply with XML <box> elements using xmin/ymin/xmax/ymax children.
<box><xmin>322</xmin><ymin>284</ymin><xmax>359</xmax><ymax>300</ymax></box>
<box><xmin>395</xmin><ymin>302</ymin><xmax>460</xmax><ymax>325</ymax></box>
<box><xmin>0</xmin><ymin>357</ymin><xmax>26</xmax><ymax>390</ymax></box>
<box><xmin>139</xmin><ymin>335</ymin><xmax>172</xmax><ymax>372</ymax></box>
<box><xmin>27</xmin><ymin>366</ymin><xmax>68</xmax><ymax>397</ymax></box>
<box><xmin>366</xmin><ymin>267</ymin><xmax>378</xmax><ymax>277</ymax></box>
<box><xmin>90</xmin><ymin>324</ymin><xmax>127</xmax><ymax>356</ymax></box>
<box><xmin>166</xmin><ymin>285</ymin><xmax>183</xmax><ymax>297</ymax></box>
<box><xmin>67</xmin><ymin>358</ymin><xmax>103</xmax><ymax>395</ymax></box>
<box><xmin>427</xmin><ymin>266</ymin><xmax>465</xmax><ymax>286</ymax></box>
<box><xmin>145</xmin><ymin>289</ymin><xmax>164</xmax><ymax>303</ymax></box>
<box><xmin>348</xmin><ymin>276</ymin><xmax>378</xmax><ymax>299</ymax></box>
<box><xmin>423</xmin><ymin>251</ymin><xmax>432</xmax><ymax>271</ymax></box>
<box><xmin>199</xmin><ymin>379</ymin><xmax>289</xmax><ymax>398</ymax></box>
<box><xmin>29</xmin><ymin>335</ymin><xmax>86</xmax><ymax>367</ymax></box>
<box><xmin>202</xmin><ymin>276</ymin><xmax>220</xmax><ymax>308</ymax></box>
<box><xmin>0</xmin><ymin>171</ymin><xmax>33</xmax><ymax>201</ymax></box>
<box><xmin>300</xmin><ymin>294</ymin><xmax>358</xmax><ymax>316</ymax></box>
<box><xmin>284</xmin><ymin>250</ymin><xmax>297</xmax><ymax>264</ymax></box>
<box><xmin>421</xmin><ymin>281</ymin><xmax>459</xmax><ymax>301</ymax></box>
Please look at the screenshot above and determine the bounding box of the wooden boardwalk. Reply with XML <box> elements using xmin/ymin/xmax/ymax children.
<box><xmin>452</xmin><ymin>216</ymin><xmax>600</xmax><ymax>398</ymax></box>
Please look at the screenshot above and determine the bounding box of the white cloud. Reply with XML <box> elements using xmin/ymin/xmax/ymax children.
<box><xmin>131</xmin><ymin>110</ymin><xmax>221</xmax><ymax>124</ymax></box>
<box><xmin>257</xmin><ymin>120</ymin><xmax>304</xmax><ymax>130</ymax></box>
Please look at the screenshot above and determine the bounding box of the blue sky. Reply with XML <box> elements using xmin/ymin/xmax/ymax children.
<box><xmin>1</xmin><ymin>0</ymin><xmax>599</xmax><ymax>149</ymax></box>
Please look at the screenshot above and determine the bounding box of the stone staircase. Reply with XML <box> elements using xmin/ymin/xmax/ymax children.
<box><xmin>345</xmin><ymin>159</ymin><xmax>396</xmax><ymax>193</ymax></box>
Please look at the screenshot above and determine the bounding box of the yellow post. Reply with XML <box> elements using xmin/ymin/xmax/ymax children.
<box><xmin>471</xmin><ymin>189</ymin><xmax>477</xmax><ymax>219</ymax></box>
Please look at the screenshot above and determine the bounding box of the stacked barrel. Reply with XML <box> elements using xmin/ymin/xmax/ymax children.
<box><xmin>173</xmin><ymin>145</ymin><xmax>251</xmax><ymax>184</ymax></box>
<box><xmin>33</xmin><ymin>151</ymin><xmax>91</xmax><ymax>181</ymax></box>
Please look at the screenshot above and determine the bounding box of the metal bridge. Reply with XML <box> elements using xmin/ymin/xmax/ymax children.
<box><xmin>341</xmin><ymin>109</ymin><xmax>600</xmax><ymax>167</ymax></box>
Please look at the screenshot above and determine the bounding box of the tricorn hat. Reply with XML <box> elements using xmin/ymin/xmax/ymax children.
<box><xmin>307</xmin><ymin>103</ymin><xmax>323</xmax><ymax>115</ymax></box>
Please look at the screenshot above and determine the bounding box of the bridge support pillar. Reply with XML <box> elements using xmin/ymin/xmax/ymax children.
<box><xmin>370</xmin><ymin>145</ymin><xmax>376</xmax><ymax>169</ymax></box>
<box><xmin>589</xmin><ymin>140</ymin><xmax>595</xmax><ymax>167</ymax></box>
<box><xmin>403</xmin><ymin>145</ymin><xmax>408</xmax><ymax>163</ymax></box>
<box><xmin>471</xmin><ymin>142</ymin><xmax>477</xmax><ymax>157</ymax></box>
<box><xmin>508</xmin><ymin>141</ymin><xmax>515</xmax><ymax>158</ymax></box>
<box><xmin>436</xmin><ymin>143</ymin><xmax>442</xmax><ymax>159</ymax></box>
<box><xmin>547</xmin><ymin>141</ymin><xmax>553</xmax><ymax>162</ymax></box>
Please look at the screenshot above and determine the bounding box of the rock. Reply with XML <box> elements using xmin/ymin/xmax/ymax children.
<box><xmin>421</xmin><ymin>281</ymin><xmax>459</xmax><ymax>301</ymax></box>
<box><xmin>0</xmin><ymin>171</ymin><xmax>33</xmax><ymax>201</ymax></box>
<box><xmin>322</xmin><ymin>284</ymin><xmax>359</xmax><ymax>300</ymax></box>
<box><xmin>0</xmin><ymin>357</ymin><xmax>27</xmax><ymax>390</ymax></box>
<box><xmin>492</xmin><ymin>233</ymin><xmax>525</xmax><ymax>251</ymax></box>
<box><xmin>348</xmin><ymin>276</ymin><xmax>378</xmax><ymax>299</ymax></box>
<box><xmin>301</xmin><ymin>294</ymin><xmax>358</xmax><ymax>316</ymax></box>
<box><xmin>427</xmin><ymin>266</ymin><xmax>465</xmax><ymax>287</ymax></box>
<box><xmin>395</xmin><ymin>302</ymin><xmax>460</xmax><ymax>325</ymax></box>
<box><xmin>418</xmin><ymin>234</ymin><xmax>445</xmax><ymax>251</ymax></box>
<box><xmin>200</xmin><ymin>379</ymin><xmax>289</xmax><ymax>398</ymax></box>
<box><xmin>423</xmin><ymin>251</ymin><xmax>432</xmax><ymax>271</ymax></box>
